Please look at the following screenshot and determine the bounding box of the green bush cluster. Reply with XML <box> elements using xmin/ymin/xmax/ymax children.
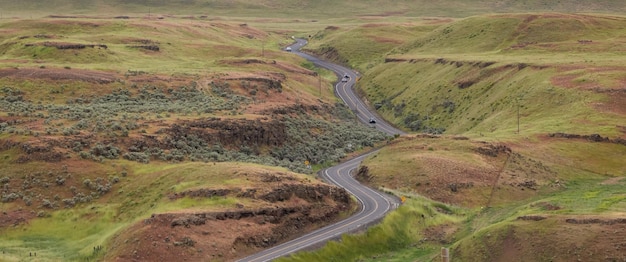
<box><xmin>83</xmin><ymin>177</ymin><xmax>113</xmax><ymax>195</ymax></box>
<box><xmin>0</xmin><ymin>84</ymin><xmax>249</xmax><ymax>137</ymax></box>
<box><xmin>0</xmin><ymin>170</ymin><xmax>110</xmax><ymax>210</ymax></box>
<box><xmin>1</xmin><ymin>192</ymin><xmax>20</xmax><ymax>202</ymax></box>
<box><xmin>403</xmin><ymin>113</ymin><xmax>445</xmax><ymax>134</ymax></box>
<box><xmin>274</xmin><ymin>117</ymin><xmax>387</xmax><ymax>165</ymax></box>
<box><xmin>111</xmin><ymin>113</ymin><xmax>387</xmax><ymax>173</ymax></box>
<box><xmin>61</xmin><ymin>192</ymin><xmax>93</xmax><ymax>208</ymax></box>
<box><xmin>122</xmin><ymin>152</ymin><xmax>150</xmax><ymax>163</ymax></box>
<box><xmin>2</xmin><ymin>81</ymin><xmax>388</xmax><ymax>173</ymax></box>
<box><xmin>240</xmin><ymin>79</ymin><xmax>282</xmax><ymax>97</ymax></box>
<box><xmin>89</xmin><ymin>143</ymin><xmax>121</xmax><ymax>159</ymax></box>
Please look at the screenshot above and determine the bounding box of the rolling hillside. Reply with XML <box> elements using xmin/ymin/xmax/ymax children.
<box><xmin>1</xmin><ymin>2</ymin><xmax>625</xmax><ymax>262</ymax></box>
<box><xmin>281</xmin><ymin>12</ymin><xmax>626</xmax><ymax>262</ymax></box>
<box><xmin>0</xmin><ymin>17</ymin><xmax>383</xmax><ymax>261</ymax></box>
<box><xmin>356</xmin><ymin>13</ymin><xmax>626</xmax><ymax>138</ymax></box>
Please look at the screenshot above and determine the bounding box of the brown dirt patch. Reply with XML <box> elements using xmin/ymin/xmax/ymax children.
<box><xmin>0</xmin><ymin>209</ymin><xmax>36</xmax><ymax>228</ymax></box>
<box><xmin>422</xmin><ymin>18</ymin><xmax>454</xmax><ymax>25</ymax></box>
<box><xmin>0</xmin><ymin>67</ymin><xmax>117</xmax><ymax>84</ymax></box>
<box><xmin>600</xmin><ymin>176</ymin><xmax>625</xmax><ymax>185</ymax></box>
<box><xmin>0</xmin><ymin>59</ymin><xmax>30</xmax><ymax>64</ymax></box>
<box><xmin>594</xmin><ymin>89</ymin><xmax>626</xmax><ymax>115</ymax></box>
<box><xmin>551</xmin><ymin>73</ymin><xmax>596</xmax><ymax>89</ymax></box>
<box><xmin>551</xmin><ymin>65</ymin><xmax>626</xmax><ymax>90</ymax></box>
<box><xmin>551</xmin><ymin>65</ymin><xmax>626</xmax><ymax>115</ymax></box>
<box><xmin>422</xmin><ymin>224</ymin><xmax>458</xmax><ymax>244</ymax></box>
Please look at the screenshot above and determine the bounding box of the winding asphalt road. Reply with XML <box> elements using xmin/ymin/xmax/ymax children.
<box><xmin>238</xmin><ymin>39</ymin><xmax>405</xmax><ymax>262</ymax></box>
<box><xmin>289</xmin><ymin>39</ymin><xmax>406</xmax><ymax>136</ymax></box>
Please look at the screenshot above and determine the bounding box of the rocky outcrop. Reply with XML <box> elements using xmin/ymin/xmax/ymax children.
<box><xmin>355</xmin><ymin>165</ymin><xmax>374</xmax><ymax>182</ymax></box>
<box><xmin>231</xmin><ymin>203</ymin><xmax>349</xmax><ymax>248</ymax></box>
<box><xmin>474</xmin><ymin>143</ymin><xmax>512</xmax><ymax>157</ymax></box>
<box><xmin>565</xmin><ymin>218</ymin><xmax>626</xmax><ymax>225</ymax></box>
<box><xmin>169</xmin><ymin>183</ymin><xmax>352</xmax><ymax>205</ymax></box>
<box><xmin>165</xmin><ymin>118</ymin><xmax>287</xmax><ymax>148</ymax></box>
<box><xmin>548</xmin><ymin>132</ymin><xmax>626</xmax><ymax>146</ymax></box>
<box><xmin>24</xmin><ymin>42</ymin><xmax>108</xmax><ymax>49</ymax></box>
<box><xmin>111</xmin><ymin>182</ymin><xmax>354</xmax><ymax>261</ymax></box>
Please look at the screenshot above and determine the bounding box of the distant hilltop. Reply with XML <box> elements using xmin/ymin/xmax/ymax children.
<box><xmin>1</xmin><ymin>0</ymin><xmax>626</xmax><ymax>18</ymax></box>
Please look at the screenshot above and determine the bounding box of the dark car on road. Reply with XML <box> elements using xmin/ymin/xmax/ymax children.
<box><xmin>341</xmin><ymin>74</ymin><xmax>350</xmax><ymax>82</ymax></box>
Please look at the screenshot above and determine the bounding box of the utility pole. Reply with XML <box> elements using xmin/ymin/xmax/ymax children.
<box><xmin>318</xmin><ymin>74</ymin><xmax>322</xmax><ymax>97</ymax></box>
<box><xmin>441</xmin><ymin>247</ymin><xmax>449</xmax><ymax>262</ymax></box>
<box><xmin>517</xmin><ymin>102</ymin><xmax>520</xmax><ymax>134</ymax></box>
<box><xmin>261</xmin><ymin>33</ymin><xmax>269</xmax><ymax>57</ymax></box>
<box><xmin>516</xmin><ymin>95</ymin><xmax>523</xmax><ymax>134</ymax></box>
<box><xmin>486</xmin><ymin>153</ymin><xmax>511</xmax><ymax>208</ymax></box>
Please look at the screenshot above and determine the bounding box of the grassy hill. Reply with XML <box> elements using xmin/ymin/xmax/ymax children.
<box><xmin>278</xmin><ymin>12</ymin><xmax>626</xmax><ymax>262</ymax></box>
<box><xmin>0</xmin><ymin>16</ymin><xmax>386</xmax><ymax>261</ymax></box>
<box><xmin>0</xmin><ymin>159</ymin><xmax>357</xmax><ymax>261</ymax></box>
<box><xmin>299</xmin><ymin>14</ymin><xmax>626</xmax><ymax>138</ymax></box>
<box><xmin>355</xmin><ymin>13</ymin><xmax>626</xmax><ymax>138</ymax></box>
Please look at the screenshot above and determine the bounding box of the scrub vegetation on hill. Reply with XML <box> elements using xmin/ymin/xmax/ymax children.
<box><xmin>0</xmin><ymin>16</ymin><xmax>383</xmax><ymax>261</ymax></box>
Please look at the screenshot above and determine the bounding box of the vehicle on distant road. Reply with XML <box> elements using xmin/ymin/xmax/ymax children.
<box><xmin>369</xmin><ymin>117</ymin><xmax>376</xmax><ymax>124</ymax></box>
<box><xmin>341</xmin><ymin>74</ymin><xmax>350</xmax><ymax>82</ymax></box>
<box><xmin>285</xmin><ymin>47</ymin><xmax>292</xmax><ymax>51</ymax></box>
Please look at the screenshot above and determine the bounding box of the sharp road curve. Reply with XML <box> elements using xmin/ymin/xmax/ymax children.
<box><xmin>238</xmin><ymin>39</ymin><xmax>405</xmax><ymax>262</ymax></box>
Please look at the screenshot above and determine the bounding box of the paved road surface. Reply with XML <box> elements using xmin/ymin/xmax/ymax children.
<box><xmin>238</xmin><ymin>39</ymin><xmax>405</xmax><ymax>262</ymax></box>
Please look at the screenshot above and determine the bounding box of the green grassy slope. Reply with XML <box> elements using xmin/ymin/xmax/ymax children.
<box><xmin>0</xmin><ymin>18</ymin><xmax>286</xmax><ymax>73</ymax></box>
<box><xmin>303</xmin><ymin>21</ymin><xmax>441</xmax><ymax>71</ymax></box>
<box><xmin>278</xmin><ymin>196</ymin><xmax>466</xmax><ymax>262</ymax></box>
<box><xmin>278</xmin><ymin>12</ymin><xmax>626</xmax><ymax>262</ymax></box>
<box><xmin>398</xmin><ymin>13</ymin><xmax>626</xmax><ymax>55</ymax></box>
<box><xmin>0</xmin><ymin>160</ymin><xmax>315</xmax><ymax>261</ymax></box>
<box><xmin>355</xmin><ymin>14</ymin><xmax>626</xmax><ymax>137</ymax></box>
<box><xmin>279</xmin><ymin>136</ymin><xmax>625</xmax><ymax>262</ymax></box>
<box><xmin>362</xmin><ymin>59</ymin><xmax>625</xmax><ymax>137</ymax></box>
